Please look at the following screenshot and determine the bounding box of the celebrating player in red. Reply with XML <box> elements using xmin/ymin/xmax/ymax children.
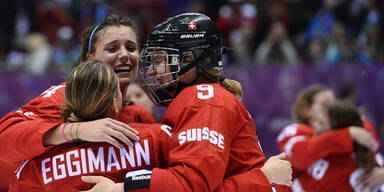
<box><xmin>277</xmin><ymin>85</ymin><xmax>380</xmax><ymax>191</ymax></box>
<box><xmin>293</xmin><ymin>100</ymin><xmax>382</xmax><ymax>191</ymax></box>
<box><xmin>0</xmin><ymin>13</ymin><xmax>157</xmax><ymax>191</ymax></box>
<box><xmin>10</xmin><ymin>60</ymin><xmax>171</xmax><ymax>192</ymax></box>
<box><xmin>0</xmin><ymin>13</ymin><xmax>154</xmax><ymax>164</ymax></box>
<box><xmin>84</xmin><ymin>13</ymin><xmax>292</xmax><ymax>192</ymax></box>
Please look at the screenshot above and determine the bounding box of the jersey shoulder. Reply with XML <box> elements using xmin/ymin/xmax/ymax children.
<box><xmin>129</xmin><ymin>123</ymin><xmax>173</xmax><ymax>138</ymax></box>
<box><xmin>119</xmin><ymin>104</ymin><xmax>156</xmax><ymax>123</ymax></box>
<box><xmin>27</xmin><ymin>82</ymin><xmax>66</xmax><ymax>106</ymax></box>
<box><xmin>277</xmin><ymin>123</ymin><xmax>314</xmax><ymax>143</ymax></box>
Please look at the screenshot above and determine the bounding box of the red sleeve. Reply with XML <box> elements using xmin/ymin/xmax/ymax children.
<box><xmin>0</xmin><ymin>84</ymin><xmax>65</xmax><ymax>163</ymax></box>
<box><xmin>150</xmin><ymin>84</ymin><xmax>269</xmax><ymax>191</ymax></box>
<box><xmin>215</xmin><ymin>168</ymin><xmax>273</xmax><ymax>192</ymax></box>
<box><xmin>277</xmin><ymin>123</ymin><xmax>354</xmax><ymax>170</ymax></box>
<box><xmin>157</xmin><ymin>125</ymin><xmax>172</xmax><ymax>168</ymax></box>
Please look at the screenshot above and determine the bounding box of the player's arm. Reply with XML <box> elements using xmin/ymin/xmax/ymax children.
<box><xmin>277</xmin><ymin>124</ymin><xmax>354</xmax><ymax>170</ymax></box>
<box><xmin>0</xmin><ymin>84</ymin><xmax>139</xmax><ymax>163</ymax></box>
<box><xmin>215</xmin><ymin>153</ymin><xmax>292</xmax><ymax>192</ymax></box>
<box><xmin>363</xmin><ymin>118</ymin><xmax>380</xmax><ymax>151</ymax></box>
<box><xmin>0</xmin><ymin>84</ymin><xmax>72</xmax><ymax>162</ymax></box>
<box><xmin>0</xmin><ymin>116</ymin><xmax>59</xmax><ymax>163</ymax></box>
<box><xmin>81</xmin><ymin>153</ymin><xmax>291</xmax><ymax>192</ymax></box>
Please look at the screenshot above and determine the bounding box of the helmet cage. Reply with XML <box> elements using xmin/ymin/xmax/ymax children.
<box><xmin>138</xmin><ymin>47</ymin><xmax>181</xmax><ymax>106</ymax></box>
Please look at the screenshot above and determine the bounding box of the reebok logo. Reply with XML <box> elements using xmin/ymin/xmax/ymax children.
<box><xmin>132</xmin><ymin>174</ymin><xmax>151</xmax><ymax>181</ymax></box>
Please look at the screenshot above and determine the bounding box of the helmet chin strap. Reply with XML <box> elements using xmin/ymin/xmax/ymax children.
<box><xmin>178</xmin><ymin>46</ymin><xmax>215</xmax><ymax>76</ymax></box>
<box><xmin>175</xmin><ymin>67</ymin><xmax>200</xmax><ymax>95</ymax></box>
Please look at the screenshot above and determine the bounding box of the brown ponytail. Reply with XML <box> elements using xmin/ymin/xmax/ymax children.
<box><xmin>325</xmin><ymin>100</ymin><xmax>374</xmax><ymax>172</ymax></box>
<box><xmin>201</xmin><ymin>67</ymin><xmax>242</xmax><ymax>100</ymax></box>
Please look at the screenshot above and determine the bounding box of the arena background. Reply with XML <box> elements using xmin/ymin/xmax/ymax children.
<box><xmin>1</xmin><ymin>0</ymin><xmax>384</xmax><ymax>158</ymax></box>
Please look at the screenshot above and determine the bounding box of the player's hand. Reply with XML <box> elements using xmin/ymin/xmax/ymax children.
<box><xmin>261</xmin><ymin>152</ymin><xmax>292</xmax><ymax>186</ymax></box>
<box><xmin>79</xmin><ymin>176</ymin><xmax>123</xmax><ymax>192</ymax></box>
<box><xmin>77</xmin><ymin>118</ymin><xmax>140</xmax><ymax>148</ymax></box>
<box><xmin>349</xmin><ymin>126</ymin><xmax>377</xmax><ymax>151</ymax></box>
<box><xmin>358</xmin><ymin>167</ymin><xmax>384</xmax><ymax>191</ymax></box>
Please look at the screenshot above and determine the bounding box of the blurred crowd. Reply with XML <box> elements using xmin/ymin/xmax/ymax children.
<box><xmin>0</xmin><ymin>0</ymin><xmax>383</xmax><ymax>74</ymax></box>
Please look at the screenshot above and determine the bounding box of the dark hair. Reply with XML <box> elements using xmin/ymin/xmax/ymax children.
<box><xmin>293</xmin><ymin>84</ymin><xmax>330</xmax><ymax>124</ymax></box>
<box><xmin>325</xmin><ymin>100</ymin><xmax>374</xmax><ymax>172</ymax></box>
<box><xmin>78</xmin><ymin>12</ymin><xmax>141</xmax><ymax>62</ymax></box>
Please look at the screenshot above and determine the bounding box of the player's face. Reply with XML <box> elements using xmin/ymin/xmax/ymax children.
<box><xmin>311</xmin><ymin>90</ymin><xmax>335</xmax><ymax>114</ymax></box>
<box><xmin>312</xmin><ymin>110</ymin><xmax>331</xmax><ymax>135</ymax></box>
<box><xmin>146</xmin><ymin>50</ymin><xmax>175</xmax><ymax>86</ymax></box>
<box><xmin>91</xmin><ymin>25</ymin><xmax>139</xmax><ymax>88</ymax></box>
<box><xmin>309</xmin><ymin>90</ymin><xmax>335</xmax><ymax>124</ymax></box>
<box><xmin>126</xmin><ymin>83</ymin><xmax>153</xmax><ymax>113</ymax></box>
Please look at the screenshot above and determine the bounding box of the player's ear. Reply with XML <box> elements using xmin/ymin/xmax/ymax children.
<box><xmin>86</xmin><ymin>53</ymin><xmax>94</xmax><ymax>61</ymax></box>
<box><xmin>302</xmin><ymin>107</ymin><xmax>312</xmax><ymax>121</ymax></box>
<box><xmin>107</xmin><ymin>98</ymin><xmax>119</xmax><ymax>119</ymax></box>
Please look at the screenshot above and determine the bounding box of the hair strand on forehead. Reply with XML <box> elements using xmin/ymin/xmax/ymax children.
<box><xmin>78</xmin><ymin>12</ymin><xmax>141</xmax><ymax>63</ymax></box>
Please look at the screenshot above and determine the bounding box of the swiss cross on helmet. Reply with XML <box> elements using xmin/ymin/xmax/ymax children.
<box><xmin>138</xmin><ymin>13</ymin><xmax>224</xmax><ymax>106</ymax></box>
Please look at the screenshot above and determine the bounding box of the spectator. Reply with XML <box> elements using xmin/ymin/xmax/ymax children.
<box><xmin>53</xmin><ymin>26</ymin><xmax>80</xmax><ymax>73</ymax></box>
<box><xmin>357</xmin><ymin>24</ymin><xmax>384</xmax><ymax>65</ymax></box>
<box><xmin>325</xmin><ymin>22</ymin><xmax>356</xmax><ymax>65</ymax></box>
<box><xmin>24</xmin><ymin>33</ymin><xmax>53</xmax><ymax>74</ymax></box>
<box><xmin>217</xmin><ymin>0</ymin><xmax>257</xmax><ymax>48</ymax></box>
<box><xmin>306</xmin><ymin>0</ymin><xmax>337</xmax><ymax>43</ymax></box>
<box><xmin>305</xmin><ymin>37</ymin><xmax>326</xmax><ymax>66</ymax></box>
<box><xmin>254</xmin><ymin>22</ymin><xmax>299</xmax><ymax>66</ymax></box>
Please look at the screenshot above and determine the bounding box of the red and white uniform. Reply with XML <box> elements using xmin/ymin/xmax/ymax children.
<box><xmin>9</xmin><ymin>123</ymin><xmax>171</xmax><ymax>192</ymax></box>
<box><xmin>0</xmin><ymin>82</ymin><xmax>156</xmax><ymax>192</ymax></box>
<box><xmin>0</xmin><ymin>82</ymin><xmax>156</xmax><ymax>164</ymax></box>
<box><xmin>150</xmin><ymin>83</ymin><xmax>274</xmax><ymax>192</ymax></box>
<box><xmin>290</xmin><ymin>151</ymin><xmax>384</xmax><ymax>192</ymax></box>
<box><xmin>277</xmin><ymin>119</ymin><xmax>381</xmax><ymax>192</ymax></box>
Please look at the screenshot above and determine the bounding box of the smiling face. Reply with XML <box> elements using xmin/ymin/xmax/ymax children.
<box><xmin>310</xmin><ymin>90</ymin><xmax>335</xmax><ymax>117</ymax></box>
<box><xmin>312</xmin><ymin>109</ymin><xmax>331</xmax><ymax>135</ymax></box>
<box><xmin>89</xmin><ymin>25</ymin><xmax>139</xmax><ymax>89</ymax></box>
<box><xmin>146</xmin><ymin>50</ymin><xmax>177</xmax><ymax>87</ymax></box>
<box><xmin>309</xmin><ymin>90</ymin><xmax>335</xmax><ymax>127</ymax></box>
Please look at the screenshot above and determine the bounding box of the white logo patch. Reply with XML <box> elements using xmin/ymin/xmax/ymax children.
<box><xmin>180</xmin><ymin>34</ymin><xmax>205</xmax><ymax>39</ymax></box>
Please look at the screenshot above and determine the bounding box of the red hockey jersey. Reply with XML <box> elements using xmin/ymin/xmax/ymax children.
<box><xmin>150</xmin><ymin>83</ymin><xmax>274</xmax><ymax>192</ymax></box>
<box><xmin>0</xmin><ymin>82</ymin><xmax>156</xmax><ymax>164</ymax></box>
<box><xmin>9</xmin><ymin>123</ymin><xmax>171</xmax><ymax>192</ymax></box>
<box><xmin>277</xmin><ymin>119</ymin><xmax>381</xmax><ymax>192</ymax></box>
<box><xmin>291</xmin><ymin>152</ymin><xmax>384</xmax><ymax>192</ymax></box>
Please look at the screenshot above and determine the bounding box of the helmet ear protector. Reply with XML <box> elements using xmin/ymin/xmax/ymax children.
<box><xmin>138</xmin><ymin>13</ymin><xmax>224</xmax><ymax>106</ymax></box>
